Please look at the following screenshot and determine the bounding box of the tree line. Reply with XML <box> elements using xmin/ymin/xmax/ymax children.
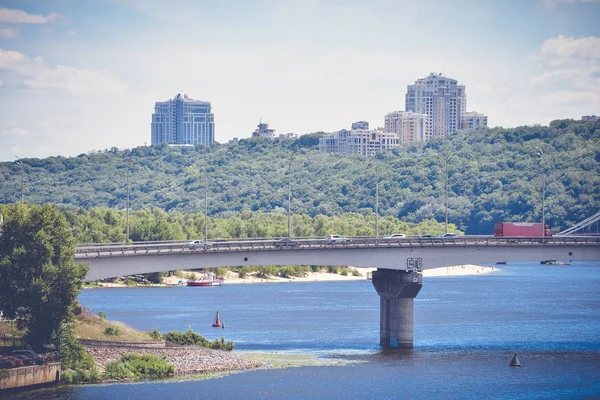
<box><xmin>0</xmin><ymin>119</ymin><xmax>598</xmax><ymax>234</ymax></box>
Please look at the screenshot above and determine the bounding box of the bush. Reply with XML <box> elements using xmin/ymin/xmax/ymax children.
<box><xmin>327</xmin><ymin>266</ymin><xmax>340</xmax><ymax>274</ymax></box>
<box><xmin>0</xmin><ymin>369</ymin><xmax>10</xmax><ymax>380</ymax></box>
<box><xmin>351</xmin><ymin>268</ymin><xmax>362</xmax><ymax>277</ymax></box>
<box><xmin>97</xmin><ymin>311</ymin><xmax>106</xmax><ymax>320</ymax></box>
<box><xmin>62</xmin><ymin>367</ymin><xmax>100</xmax><ymax>384</ymax></box>
<box><xmin>124</xmin><ymin>279</ymin><xmax>136</xmax><ymax>287</ymax></box>
<box><xmin>145</xmin><ymin>272</ymin><xmax>165</xmax><ymax>284</ymax></box>
<box><xmin>163</xmin><ymin>327</ymin><xmax>234</xmax><ymax>350</ymax></box>
<box><xmin>150</xmin><ymin>329</ymin><xmax>162</xmax><ymax>340</ymax></box>
<box><xmin>340</xmin><ymin>267</ymin><xmax>349</xmax><ymax>276</ymax></box>
<box><xmin>104</xmin><ymin>353</ymin><xmax>175</xmax><ymax>380</ymax></box>
<box><xmin>104</xmin><ymin>327</ymin><xmax>120</xmax><ymax>336</ymax></box>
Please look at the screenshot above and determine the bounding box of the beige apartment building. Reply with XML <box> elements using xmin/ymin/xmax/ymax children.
<box><xmin>384</xmin><ymin>111</ymin><xmax>429</xmax><ymax>145</ymax></box>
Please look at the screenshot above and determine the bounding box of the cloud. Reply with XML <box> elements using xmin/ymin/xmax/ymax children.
<box><xmin>0</xmin><ymin>28</ymin><xmax>18</xmax><ymax>38</ymax></box>
<box><xmin>0</xmin><ymin>49</ymin><xmax>127</xmax><ymax>95</ymax></box>
<box><xmin>542</xmin><ymin>0</ymin><xmax>600</xmax><ymax>7</ymax></box>
<box><xmin>541</xmin><ymin>35</ymin><xmax>600</xmax><ymax>58</ymax></box>
<box><xmin>0</xmin><ymin>122</ymin><xmax>30</xmax><ymax>137</ymax></box>
<box><xmin>0</xmin><ymin>7</ymin><xmax>61</xmax><ymax>24</ymax></box>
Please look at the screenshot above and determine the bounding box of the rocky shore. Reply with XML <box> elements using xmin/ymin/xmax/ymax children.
<box><xmin>86</xmin><ymin>345</ymin><xmax>262</xmax><ymax>375</ymax></box>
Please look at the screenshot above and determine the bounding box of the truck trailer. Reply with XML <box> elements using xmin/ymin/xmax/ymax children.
<box><xmin>494</xmin><ymin>222</ymin><xmax>552</xmax><ymax>237</ymax></box>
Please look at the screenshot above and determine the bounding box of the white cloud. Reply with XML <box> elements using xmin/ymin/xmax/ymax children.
<box><xmin>0</xmin><ymin>122</ymin><xmax>30</xmax><ymax>136</ymax></box>
<box><xmin>541</xmin><ymin>35</ymin><xmax>600</xmax><ymax>58</ymax></box>
<box><xmin>0</xmin><ymin>49</ymin><xmax>127</xmax><ymax>95</ymax></box>
<box><xmin>542</xmin><ymin>0</ymin><xmax>600</xmax><ymax>8</ymax></box>
<box><xmin>0</xmin><ymin>7</ymin><xmax>61</xmax><ymax>24</ymax></box>
<box><xmin>0</xmin><ymin>28</ymin><xmax>18</xmax><ymax>38</ymax></box>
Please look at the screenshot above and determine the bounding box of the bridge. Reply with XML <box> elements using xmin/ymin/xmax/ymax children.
<box><xmin>76</xmin><ymin>235</ymin><xmax>600</xmax><ymax>349</ymax></box>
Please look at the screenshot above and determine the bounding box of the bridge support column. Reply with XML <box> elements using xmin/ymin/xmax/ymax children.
<box><xmin>371</xmin><ymin>269</ymin><xmax>423</xmax><ymax>348</ymax></box>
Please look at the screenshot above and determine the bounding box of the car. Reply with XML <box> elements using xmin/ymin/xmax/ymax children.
<box><xmin>274</xmin><ymin>238</ymin><xmax>299</xmax><ymax>248</ymax></box>
<box><xmin>420</xmin><ymin>234</ymin><xmax>434</xmax><ymax>238</ymax></box>
<box><xmin>384</xmin><ymin>233</ymin><xmax>406</xmax><ymax>239</ymax></box>
<box><xmin>184</xmin><ymin>239</ymin><xmax>211</xmax><ymax>249</ymax></box>
<box><xmin>212</xmin><ymin>239</ymin><xmax>229</xmax><ymax>243</ymax></box>
<box><xmin>327</xmin><ymin>235</ymin><xmax>352</xmax><ymax>244</ymax></box>
<box><xmin>440</xmin><ymin>233</ymin><xmax>457</xmax><ymax>238</ymax></box>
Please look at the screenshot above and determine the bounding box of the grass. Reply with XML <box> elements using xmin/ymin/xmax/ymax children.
<box><xmin>74</xmin><ymin>311</ymin><xmax>161</xmax><ymax>342</ymax></box>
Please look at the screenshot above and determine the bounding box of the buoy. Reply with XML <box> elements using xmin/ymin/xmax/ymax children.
<box><xmin>212</xmin><ymin>310</ymin><xmax>221</xmax><ymax>327</ymax></box>
<box><xmin>510</xmin><ymin>352</ymin><xmax>521</xmax><ymax>368</ymax></box>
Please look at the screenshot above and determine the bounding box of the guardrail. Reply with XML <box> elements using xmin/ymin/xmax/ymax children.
<box><xmin>74</xmin><ymin>236</ymin><xmax>600</xmax><ymax>258</ymax></box>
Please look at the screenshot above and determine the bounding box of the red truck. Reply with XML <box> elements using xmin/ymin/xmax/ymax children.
<box><xmin>494</xmin><ymin>222</ymin><xmax>552</xmax><ymax>237</ymax></box>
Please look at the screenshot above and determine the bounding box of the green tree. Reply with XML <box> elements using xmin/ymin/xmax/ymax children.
<box><xmin>0</xmin><ymin>204</ymin><xmax>88</xmax><ymax>352</ymax></box>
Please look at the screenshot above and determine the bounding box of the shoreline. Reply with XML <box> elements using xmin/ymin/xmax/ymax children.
<box><xmin>90</xmin><ymin>265</ymin><xmax>498</xmax><ymax>288</ymax></box>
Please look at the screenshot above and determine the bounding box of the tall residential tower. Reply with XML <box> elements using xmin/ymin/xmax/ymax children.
<box><xmin>151</xmin><ymin>91</ymin><xmax>215</xmax><ymax>147</ymax></box>
<box><xmin>405</xmin><ymin>73</ymin><xmax>466</xmax><ymax>139</ymax></box>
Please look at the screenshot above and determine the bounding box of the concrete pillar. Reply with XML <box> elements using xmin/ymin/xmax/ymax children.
<box><xmin>371</xmin><ymin>268</ymin><xmax>423</xmax><ymax>348</ymax></box>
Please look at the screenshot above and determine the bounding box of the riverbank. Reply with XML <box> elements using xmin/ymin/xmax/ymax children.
<box><xmin>85</xmin><ymin>346</ymin><xmax>261</xmax><ymax>376</ymax></box>
<box><xmin>92</xmin><ymin>264</ymin><xmax>498</xmax><ymax>288</ymax></box>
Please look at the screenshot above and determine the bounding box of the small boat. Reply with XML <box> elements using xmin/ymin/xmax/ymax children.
<box><xmin>212</xmin><ymin>310</ymin><xmax>221</xmax><ymax>327</ymax></box>
<box><xmin>187</xmin><ymin>272</ymin><xmax>224</xmax><ymax>287</ymax></box>
<box><xmin>186</xmin><ymin>279</ymin><xmax>223</xmax><ymax>287</ymax></box>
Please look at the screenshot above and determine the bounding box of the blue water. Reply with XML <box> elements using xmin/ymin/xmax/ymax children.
<box><xmin>4</xmin><ymin>261</ymin><xmax>600</xmax><ymax>399</ymax></box>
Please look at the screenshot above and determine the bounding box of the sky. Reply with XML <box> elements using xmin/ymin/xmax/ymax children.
<box><xmin>0</xmin><ymin>0</ymin><xmax>599</xmax><ymax>161</ymax></box>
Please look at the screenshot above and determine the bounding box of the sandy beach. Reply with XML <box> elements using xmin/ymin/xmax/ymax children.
<box><xmin>157</xmin><ymin>264</ymin><xmax>498</xmax><ymax>287</ymax></box>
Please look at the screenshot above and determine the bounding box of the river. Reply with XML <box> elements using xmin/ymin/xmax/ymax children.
<box><xmin>3</xmin><ymin>261</ymin><xmax>600</xmax><ymax>399</ymax></box>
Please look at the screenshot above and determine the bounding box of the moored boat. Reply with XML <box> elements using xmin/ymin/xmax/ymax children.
<box><xmin>186</xmin><ymin>272</ymin><xmax>224</xmax><ymax>287</ymax></box>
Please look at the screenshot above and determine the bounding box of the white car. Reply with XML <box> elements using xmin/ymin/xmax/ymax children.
<box><xmin>384</xmin><ymin>233</ymin><xmax>406</xmax><ymax>239</ymax></box>
<box><xmin>185</xmin><ymin>240</ymin><xmax>211</xmax><ymax>249</ymax></box>
<box><xmin>327</xmin><ymin>235</ymin><xmax>352</xmax><ymax>244</ymax></box>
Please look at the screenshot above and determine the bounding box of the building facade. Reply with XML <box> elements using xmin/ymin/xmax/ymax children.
<box><xmin>319</xmin><ymin>125</ymin><xmax>399</xmax><ymax>156</ymax></box>
<box><xmin>463</xmin><ymin>111</ymin><xmax>488</xmax><ymax>130</ymax></box>
<box><xmin>405</xmin><ymin>73</ymin><xmax>466</xmax><ymax>139</ymax></box>
<box><xmin>384</xmin><ymin>111</ymin><xmax>428</xmax><ymax>145</ymax></box>
<box><xmin>151</xmin><ymin>92</ymin><xmax>214</xmax><ymax>147</ymax></box>
<box><xmin>252</xmin><ymin>121</ymin><xmax>276</xmax><ymax>139</ymax></box>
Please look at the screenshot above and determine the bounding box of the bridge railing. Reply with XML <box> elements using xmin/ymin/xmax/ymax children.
<box><xmin>74</xmin><ymin>235</ymin><xmax>600</xmax><ymax>257</ymax></box>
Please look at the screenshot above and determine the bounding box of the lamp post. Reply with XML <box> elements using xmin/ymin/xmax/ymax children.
<box><xmin>14</xmin><ymin>155</ymin><xmax>25</xmax><ymax>206</ymax></box>
<box><xmin>533</xmin><ymin>146</ymin><xmax>546</xmax><ymax>241</ymax></box>
<box><xmin>375</xmin><ymin>159</ymin><xmax>380</xmax><ymax>241</ymax></box>
<box><xmin>204</xmin><ymin>165</ymin><xmax>209</xmax><ymax>243</ymax></box>
<box><xmin>287</xmin><ymin>155</ymin><xmax>295</xmax><ymax>238</ymax></box>
<box><xmin>444</xmin><ymin>154</ymin><xmax>455</xmax><ymax>234</ymax></box>
<box><xmin>126</xmin><ymin>156</ymin><xmax>131</xmax><ymax>243</ymax></box>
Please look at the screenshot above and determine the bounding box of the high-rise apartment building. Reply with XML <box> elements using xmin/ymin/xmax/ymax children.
<box><xmin>463</xmin><ymin>111</ymin><xmax>488</xmax><ymax>130</ymax></box>
<box><xmin>151</xmin><ymin>91</ymin><xmax>215</xmax><ymax>147</ymax></box>
<box><xmin>405</xmin><ymin>73</ymin><xmax>466</xmax><ymax>139</ymax></box>
<box><xmin>384</xmin><ymin>111</ymin><xmax>428</xmax><ymax>145</ymax></box>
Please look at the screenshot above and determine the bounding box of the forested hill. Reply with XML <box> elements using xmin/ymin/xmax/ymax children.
<box><xmin>0</xmin><ymin>120</ymin><xmax>598</xmax><ymax>235</ymax></box>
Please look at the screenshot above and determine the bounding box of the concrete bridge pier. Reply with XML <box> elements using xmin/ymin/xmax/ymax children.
<box><xmin>371</xmin><ymin>268</ymin><xmax>423</xmax><ymax>348</ymax></box>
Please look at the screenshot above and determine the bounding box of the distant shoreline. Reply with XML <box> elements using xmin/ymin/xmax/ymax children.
<box><xmin>88</xmin><ymin>265</ymin><xmax>498</xmax><ymax>288</ymax></box>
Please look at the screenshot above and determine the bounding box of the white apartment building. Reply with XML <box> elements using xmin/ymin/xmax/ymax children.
<box><xmin>405</xmin><ymin>73</ymin><xmax>466</xmax><ymax>139</ymax></box>
<box><xmin>151</xmin><ymin>92</ymin><xmax>215</xmax><ymax>147</ymax></box>
<box><xmin>384</xmin><ymin>111</ymin><xmax>428</xmax><ymax>145</ymax></box>
<box><xmin>463</xmin><ymin>111</ymin><xmax>488</xmax><ymax>130</ymax></box>
<box><xmin>319</xmin><ymin>125</ymin><xmax>399</xmax><ymax>156</ymax></box>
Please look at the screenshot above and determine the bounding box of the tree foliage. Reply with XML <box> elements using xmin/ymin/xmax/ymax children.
<box><xmin>0</xmin><ymin>204</ymin><xmax>89</xmax><ymax>352</ymax></box>
<box><xmin>0</xmin><ymin>119</ymin><xmax>598</xmax><ymax>234</ymax></box>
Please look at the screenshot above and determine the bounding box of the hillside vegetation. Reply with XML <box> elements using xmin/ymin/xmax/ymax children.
<box><xmin>0</xmin><ymin>120</ymin><xmax>598</xmax><ymax>235</ymax></box>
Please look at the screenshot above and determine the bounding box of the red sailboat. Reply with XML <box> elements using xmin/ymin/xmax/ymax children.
<box><xmin>212</xmin><ymin>310</ymin><xmax>221</xmax><ymax>327</ymax></box>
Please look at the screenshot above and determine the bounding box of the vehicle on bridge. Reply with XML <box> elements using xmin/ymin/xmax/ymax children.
<box><xmin>185</xmin><ymin>239</ymin><xmax>211</xmax><ymax>249</ymax></box>
<box><xmin>384</xmin><ymin>233</ymin><xmax>406</xmax><ymax>239</ymax></box>
<box><xmin>494</xmin><ymin>222</ymin><xmax>552</xmax><ymax>237</ymax></box>
<box><xmin>440</xmin><ymin>233</ymin><xmax>457</xmax><ymax>238</ymax></box>
<box><xmin>275</xmin><ymin>238</ymin><xmax>299</xmax><ymax>248</ymax></box>
<box><xmin>328</xmin><ymin>235</ymin><xmax>352</xmax><ymax>244</ymax></box>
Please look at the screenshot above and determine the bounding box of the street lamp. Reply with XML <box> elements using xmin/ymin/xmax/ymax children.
<box><xmin>533</xmin><ymin>146</ymin><xmax>546</xmax><ymax>241</ymax></box>
<box><xmin>204</xmin><ymin>164</ymin><xmax>209</xmax><ymax>243</ymax></box>
<box><xmin>14</xmin><ymin>154</ymin><xmax>25</xmax><ymax>206</ymax></box>
<box><xmin>375</xmin><ymin>159</ymin><xmax>380</xmax><ymax>241</ymax></box>
<box><xmin>444</xmin><ymin>154</ymin><xmax>455</xmax><ymax>234</ymax></box>
<box><xmin>287</xmin><ymin>155</ymin><xmax>295</xmax><ymax>238</ymax></box>
<box><xmin>126</xmin><ymin>154</ymin><xmax>131</xmax><ymax>243</ymax></box>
